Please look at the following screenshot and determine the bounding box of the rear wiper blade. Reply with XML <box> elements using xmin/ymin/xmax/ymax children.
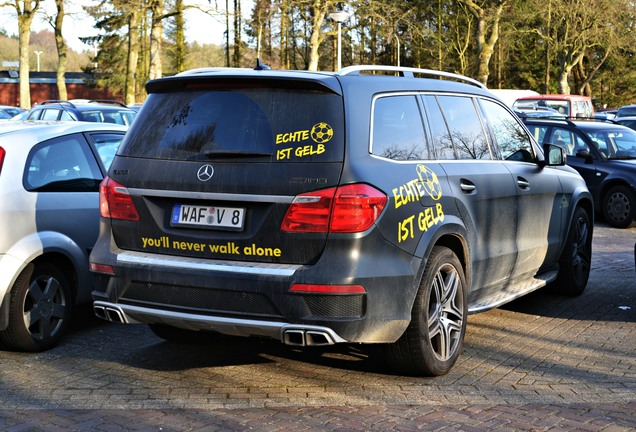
<box><xmin>201</xmin><ymin>150</ymin><xmax>272</xmax><ymax>159</ymax></box>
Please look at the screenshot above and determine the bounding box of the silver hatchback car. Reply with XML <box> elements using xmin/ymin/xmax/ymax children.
<box><xmin>0</xmin><ymin>121</ymin><xmax>127</xmax><ymax>351</ymax></box>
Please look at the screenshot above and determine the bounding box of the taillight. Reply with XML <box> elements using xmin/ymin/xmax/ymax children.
<box><xmin>281</xmin><ymin>184</ymin><xmax>387</xmax><ymax>233</ymax></box>
<box><xmin>0</xmin><ymin>146</ymin><xmax>5</xmax><ymax>173</ymax></box>
<box><xmin>99</xmin><ymin>176</ymin><xmax>140</xmax><ymax>221</ymax></box>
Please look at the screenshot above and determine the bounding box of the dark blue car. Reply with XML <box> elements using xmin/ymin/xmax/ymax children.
<box><xmin>523</xmin><ymin>117</ymin><xmax>636</xmax><ymax>228</ymax></box>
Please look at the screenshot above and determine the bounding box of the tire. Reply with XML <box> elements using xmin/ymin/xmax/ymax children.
<box><xmin>384</xmin><ymin>246</ymin><xmax>467</xmax><ymax>376</ymax></box>
<box><xmin>602</xmin><ymin>185</ymin><xmax>635</xmax><ymax>228</ymax></box>
<box><xmin>0</xmin><ymin>263</ymin><xmax>72</xmax><ymax>352</ymax></box>
<box><xmin>555</xmin><ymin>207</ymin><xmax>592</xmax><ymax>296</ymax></box>
<box><xmin>149</xmin><ymin>323</ymin><xmax>218</xmax><ymax>344</ymax></box>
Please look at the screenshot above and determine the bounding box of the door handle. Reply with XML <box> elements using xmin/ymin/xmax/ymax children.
<box><xmin>460</xmin><ymin>180</ymin><xmax>476</xmax><ymax>193</ymax></box>
<box><xmin>517</xmin><ymin>177</ymin><xmax>530</xmax><ymax>189</ymax></box>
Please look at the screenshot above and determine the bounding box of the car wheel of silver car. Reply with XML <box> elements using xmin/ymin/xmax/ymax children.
<box><xmin>555</xmin><ymin>207</ymin><xmax>592</xmax><ymax>296</ymax></box>
<box><xmin>603</xmin><ymin>185</ymin><xmax>635</xmax><ymax>229</ymax></box>
<box><xmin>384</xmin><ymin>246</ymin><xmax>467</xmax><ymax>376</ymax></box>
<box><xmin>0</xmin><ymin>263</ymin><xmax>72</xmax><ymax>352</ymax></box>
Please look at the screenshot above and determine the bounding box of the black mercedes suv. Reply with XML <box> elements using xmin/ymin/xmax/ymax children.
<box><xmin>90</xmin><ymin>65</ymin><xmax>593</xmax><ymax>376</ymax></box>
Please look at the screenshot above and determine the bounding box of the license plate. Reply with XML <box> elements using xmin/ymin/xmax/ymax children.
<box><xmin>171</xmin><ymin>204</ymin><xmax>245</xmax><ymax>230</ymax></box>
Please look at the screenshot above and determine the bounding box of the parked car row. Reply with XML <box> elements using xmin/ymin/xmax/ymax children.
<box><xmin>25</xmin><ymin>100</ymin><xmax>137</xmax><ymax>125</ymax></box>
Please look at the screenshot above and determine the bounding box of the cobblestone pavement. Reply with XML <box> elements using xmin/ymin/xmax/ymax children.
<box><xmin>1</xmin><ymin>224</ymin><xmax>634</xmax><ymax>431</ymax></box>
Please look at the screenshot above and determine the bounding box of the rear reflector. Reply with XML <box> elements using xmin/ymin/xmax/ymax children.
<box><xmin>290</xmin><ymin>284</ymin><xmax>366</xmax><ymax>294</ymax></box>
<box><xmin>281</xmin><ymin>184</ymin><xmax>387</xmax><ymax>233</ymax></box>
<box><xmin>89</xmin><ymin>262</ymin><xmax>115</xmax><ymax>276</ymax></box>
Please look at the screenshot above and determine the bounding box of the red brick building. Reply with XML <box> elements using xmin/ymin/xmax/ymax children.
<box><xmin>0</xmin><ymin>71</ymin><xmax>121</xmax><ymax>107</ymax></box>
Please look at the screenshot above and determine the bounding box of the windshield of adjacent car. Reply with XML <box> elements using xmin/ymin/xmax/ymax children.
<box><xmin>586</xmin><ymin>128</ymin><xmax>636</xmax><ymax>159</ymax></box>
<box><xmin>79</xmin><ymin>109</ymin><xmax>136</xmax><ymax>126</ymax></box>
<box><xmin>617</xmin><ymin>106</ymin><xmax>636</xmax><ymax>117</ymax></box>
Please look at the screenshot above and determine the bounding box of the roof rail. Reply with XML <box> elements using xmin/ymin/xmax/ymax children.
<box><xmin>86</xmin><ymin>99</ymin><xmax>128</xmax><ymax>107</ymax></box>
<box><xmin>336</xmin><ymin>65</ymin><xmax>486</xmax><ymax>89</ymax></box>
<box><xmin>39</xmin><ymin>100</ymin><xmax>77</xmax><ymax>108</ymax></box>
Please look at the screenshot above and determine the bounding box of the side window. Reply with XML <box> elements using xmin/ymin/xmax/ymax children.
<box><xmin>423</xmin><ymin>95</ymin><xmax>456</xmax><ymax>160</ymax></box>
<box><xmin>25</xmin><ymin>134</ymin><xmax>103</xmax><ymax>191</ymax></box>
<box><xmin>437</xmin><ymin>95</ymin><xmax>491</xmax><ymax>160</ymax></box>
<box><xmin>586</xmin><ymin>131</ymin><xmax>610</xmax><ymax>156</ymax></box>
<box><xmin>480</xmin><ymin>99</ymin><xmax>534</xmax><ymax>162</ymax></box>
<box><xmin>41</xmin><ymin>109</ymin><xmax>61</xmax><ymax>120</ymax></box>
<box><xmin>60</xmin><ymin>110</ymin><xmax>75</xmax><ymax>121</ymax></box>
<box><xmin>371</xmin><ymin>95</ymin><xmax>429</xmax><ymax>160</ymax></box>
<box><xmin>88</xmin><ymin>132</ymin><xmax>125</xmax><ymax>170</ymax></box>
<box><xmin>27</xmin><ymin>110</ymin><xmax>42</xmax><ymax>120</ymax></box>
<box><xmin>525</xmin><ymin>124</ymin><xmax>548</xmax><ymax>145</ymax></box>
<box><xmin>549</xmin><ymin>127</ymin><xmax>576</xmax><ymax>156</ymax></box>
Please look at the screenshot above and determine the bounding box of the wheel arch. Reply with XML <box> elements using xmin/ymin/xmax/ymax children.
<box><xmin>413</xmin><ymin>219</ymin><xmax>470</xmax><ymax>294</ymax></box>
<box><xmin>31</xmin><ymin>253</ymin><xmax>79</xmax><ymax>302</ymax></box>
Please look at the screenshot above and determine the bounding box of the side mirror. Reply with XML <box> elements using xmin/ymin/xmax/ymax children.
<box><xmin>542</xmin><ymin>143</ymin><xmax>566</xmax><ymax>166</ymax></box>
<box><xmin>575</xmin><ymin>150</ymin><xmax>594</xmax><ymax>163</ymax></box>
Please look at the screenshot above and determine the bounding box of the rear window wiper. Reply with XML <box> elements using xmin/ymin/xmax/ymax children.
<box><xmin>201</xmin><ymin>150</ymin><xmax>272</xmax><ymax>159</ymax></box>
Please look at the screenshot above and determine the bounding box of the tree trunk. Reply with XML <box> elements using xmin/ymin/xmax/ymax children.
<box><xmin>125</xmin><ymin>8</ymin><xmax>140</xmax><ymax>105</ymax></box>
<box><xmin>149</xmin><ymin>0</ymin><xmax>164</xmax><ymax>80</ymax></box>
<box><xmin>558</xmin><ymin>68</ymin><xmax>571</xmax><ymax>95</ymax></box>
<box><xmin>54</xmin><ymin>0</ymin><xmax>67</xmax><ymax>100</ymax></box>
<box><xmin>458</xmin><ymin>0</ymin><xmax>506</xmax><ymax>86</ymax></box>
<box><xmin>175</xmin><ymin>0</ymin><xmax>185</xmax><ymax>73</ymax></box>
<box><xmin>544</xmin><ymin>0</ymin><xmax>551</xmax><ymax>94</ymax></box>
<box><xmin>16</xmin><ymin>0</ymin><xmax>41</xmax><ymax>109</ymax></box>
<box><xmin>233</xmin><ymin>0</ymin><xmax>241</xmax><ymax>66</ymax></box>
<box><xmin>225</xmin><ymin>0</ymin><xmax>231</xmax><ymax>67</ymax></box>
<box><xmin>307</xmin><ymin>8</ymin><xmax>326</xmax><ymax>71</ymax></box>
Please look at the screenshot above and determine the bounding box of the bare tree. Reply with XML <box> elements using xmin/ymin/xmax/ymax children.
<box><xmin>2</xmin><ymin>0</ymin><xmax>42</xmax><ymax>108</ymax></box>
<box><xmin>456</xmin><ymin>0</ymin><xmax>508</xmax><ymax>86</ymax></box>
<box><xmin>149</xmin><ymin>0</ymin><xmax>164</xmax><ymax>80</ymax></box>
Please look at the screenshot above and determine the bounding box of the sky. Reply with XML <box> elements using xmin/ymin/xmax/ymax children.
<box><xmin>0</xmin><ymin>1</ymin><xmax>234</xmax><ymax>53</ymax></box>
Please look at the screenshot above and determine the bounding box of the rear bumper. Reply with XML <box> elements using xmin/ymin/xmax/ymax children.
<box><xmin>94</xmin><ymin>300</ymin><xmax>347</xmax><ymax>346</ymax></box>
<box><xmin>91</xmin><ymin>234</ymin><xmax>422</xmax><ymax>344</ymax></box>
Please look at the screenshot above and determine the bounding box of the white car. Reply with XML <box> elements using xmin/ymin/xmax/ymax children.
<box><xmin>0</xmin><ymin>121</ymin><xmax>127</xmax><ymax>351</ymax></box>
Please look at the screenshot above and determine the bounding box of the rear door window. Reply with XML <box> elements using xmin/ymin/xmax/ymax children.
<box><xmin>371</xmin><ymin>94</ymin><xmax>429</xmax><ymax>160</ymax></box>
<box><xmin>436</xmin><ymin>95</ymin><xmax>492</xmax><ymax>160</ymax></box>
<box><xmin>121</xmin><ymin>89</ymin><xmax>344</xmax><ymax>163</ymax></box>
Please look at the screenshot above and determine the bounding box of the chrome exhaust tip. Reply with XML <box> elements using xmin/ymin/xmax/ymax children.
<box><xmin>282</xmin><ymin>329</ymin><xmax>336</xmax><ymax>346</ymax></box>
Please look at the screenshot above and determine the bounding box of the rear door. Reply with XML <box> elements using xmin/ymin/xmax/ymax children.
<box><xmin>423</xmin><ymin>94</ymin><xmax>519</xmax><ymax>297</ymax></box>
<box><xmin>109</xmin><ymin>79</ymin><xmax>345</xmax><ymax>265</ymax></box>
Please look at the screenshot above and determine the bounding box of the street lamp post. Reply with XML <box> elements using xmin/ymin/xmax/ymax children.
<box><xmin>34</xmin><ymin>50</ymin><xmax>43</xmax><ymax>72</ymax></box>
<box><xmin>328</xmin><ymin>11</ymin><xmax>350</xmax><ymax>71</ymax></box>
<box><xmin>392</xmin><ymin>34</ymin><xmax>400</xmax><ymax>67</ymax></box>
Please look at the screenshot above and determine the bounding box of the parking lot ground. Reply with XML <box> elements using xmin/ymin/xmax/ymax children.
<box><xmin>0</xmin><ymin>224</ymin><xmax>634</xmax><ymax>431</ymax></box>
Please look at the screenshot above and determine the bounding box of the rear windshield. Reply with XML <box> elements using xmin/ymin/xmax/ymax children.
<box><xmin>120</xmin><ymin>89</ymin><xmax>344</xmax><ymax>162</ymax></box>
